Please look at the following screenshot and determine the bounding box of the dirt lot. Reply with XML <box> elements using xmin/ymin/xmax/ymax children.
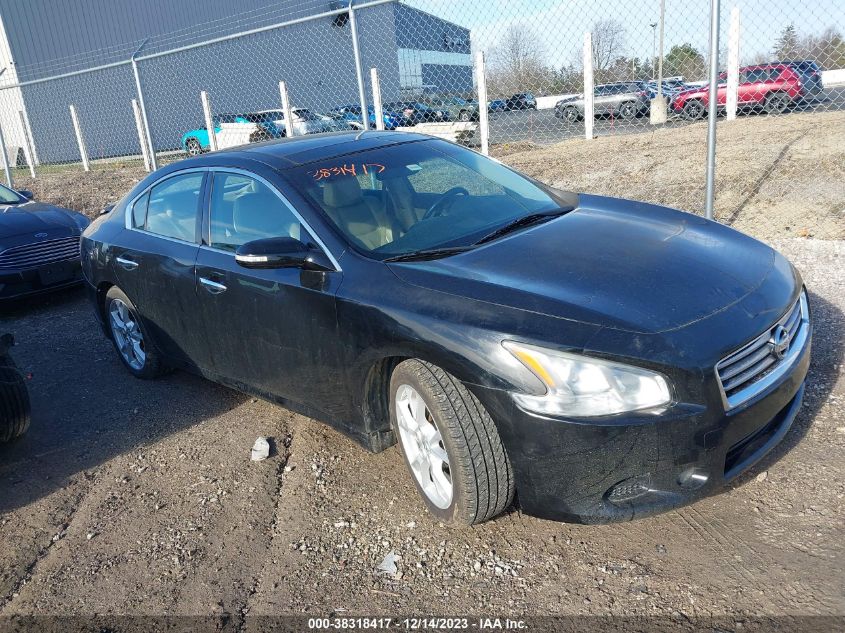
<box><xmin>1</xmin><ymin>114</ymin><xmax>844</xmax><ymax>627</ymax></box>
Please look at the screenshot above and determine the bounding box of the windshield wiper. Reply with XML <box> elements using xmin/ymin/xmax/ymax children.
<box><xmin>474</xmin><ymin>207</ymin><xmax>574</xmax><ymax>246</ymax></box>
<box><xmin>383</xmin><ymin>246</ymin><xmax>474</xmax><ymax>263</ymax></box>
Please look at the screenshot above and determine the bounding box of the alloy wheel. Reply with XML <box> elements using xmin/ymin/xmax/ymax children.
<box><xmin>109</xmin><ymin>298</ymin><xmax>146</xmax><ymax>371</ymax></box>
<box><xmin>395</xmin><ymin>384</ymin><xmax>453</xmax><ymax>509</ymax></box>
<box><xmin>186</xmin><ymin>139</ymin><xmax>202</xmax><ymax>156</ymax></box>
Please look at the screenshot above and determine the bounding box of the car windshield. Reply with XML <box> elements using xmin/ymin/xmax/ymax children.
<box><xmin>285</xmin><ymin>139</ymin><xmax>566</xmax><ymax>259</ymax></box>
<box><xmin>0</xmin><ymin>183</ymin><xmax>22</xmax><ymax>204</ymax></box>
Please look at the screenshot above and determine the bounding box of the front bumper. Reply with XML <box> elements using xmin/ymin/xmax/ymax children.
<box><xmin>0</xmin><ymin>259</ymin><xmax>83</xmax><ymax>300</ymax></box>
<box><xmin>474</xmin><ymin>326</ymin><xmax>812</xmax><ymax>524</ymax></box>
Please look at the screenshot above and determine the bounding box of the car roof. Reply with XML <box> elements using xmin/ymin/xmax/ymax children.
<box><xmin>179</xmin><ymin>130</ymin><xmax>434</xmax><ymax>170</ymax></box>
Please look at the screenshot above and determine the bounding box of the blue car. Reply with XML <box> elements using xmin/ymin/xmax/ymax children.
<box><xmin>328</xmin><ymin>105</ymin><xmax>405</xmax><ymax>130</ymax></box>
<box><xmin>487</xmin><ymin>99</ymin><xmax>507</xmax><ymax>113</ymax></box>
<box><xmin>180</xmin><ymin>113</ymin><xmax>283</xmax><ymax>155</ymax></box>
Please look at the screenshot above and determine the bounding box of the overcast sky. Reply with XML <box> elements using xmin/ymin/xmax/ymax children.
<box><xmin>406</xmin><ymin>0</ymin><xmax>845</xmax><ymax>68</ymax></box>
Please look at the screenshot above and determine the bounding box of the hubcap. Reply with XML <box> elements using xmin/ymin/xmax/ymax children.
<box><xmin>395</xmin><ymin>384</ymin><xmax>452</xmax><ymax>509</ymax></box>
<box><xmin>187</xmin><ymin>141</ymin><xmax>200</xmax><ymax>156</ymax></box>
<box><xmin>109</xmin><ymin>298</ymin><xmax>146</xmax><ymax>371</ymax></box>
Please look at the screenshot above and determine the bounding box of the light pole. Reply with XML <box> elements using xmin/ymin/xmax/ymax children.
<box><xmin>650</xmin><ymin>22</ymin><xmax>658</xmax><ymax>80</ymax></box>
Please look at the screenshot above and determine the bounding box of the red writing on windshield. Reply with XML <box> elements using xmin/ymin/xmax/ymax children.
<box><xmin>311</xmin><ymin>163</ymin><xmax>386</xmax><ymax>180</ymax></box>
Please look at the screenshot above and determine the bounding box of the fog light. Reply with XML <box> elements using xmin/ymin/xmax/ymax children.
<box><xmin>606</xmin><ymin>474</ymin><xmax>652</xmax><ymax>503</ymax></box>
<box><xmin>677</xmin><ymin>467</ymin><xmax>709</xmax><ymax>490</ymax></box>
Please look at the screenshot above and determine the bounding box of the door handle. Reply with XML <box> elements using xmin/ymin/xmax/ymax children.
<box><xmin>115</xmin><ymin>256</ymin><xmax>139</xmax><ymax>271</ymax></box>
<box><xmin>199</xmin><ymin>277</ymin><xmax>227</xmax><ymax>294</ymax></box>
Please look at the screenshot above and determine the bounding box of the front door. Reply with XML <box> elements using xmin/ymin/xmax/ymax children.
<box><xmin>194</xmin><ymin>169</ymin><xmax>346</xmax><ymax>415</ymax></box>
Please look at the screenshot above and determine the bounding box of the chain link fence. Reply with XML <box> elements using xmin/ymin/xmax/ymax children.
<box><xmin>0</xmin><ymin>0</ymin><xmax>842</xmax><ymax>239</ymax></box>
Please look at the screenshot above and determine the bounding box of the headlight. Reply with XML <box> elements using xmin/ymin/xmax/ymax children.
<box><xmin>503</xmin><ymin>341</ymin><xmax>672</xmax><ymax>417</ymax></box>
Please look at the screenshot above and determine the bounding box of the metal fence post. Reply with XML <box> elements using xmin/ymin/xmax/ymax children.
<box><xmin>279</xmin><ymin>81</ymin><xmax>295</xmax><ymax>137</ymax></box>
<box><xmin>69</xmin><ymin>105</ymin><xmax>90</xmax><ymax>172</ymax></box>
<box><xmin>20</xmin><ymin>109</ymin><xmax>38</xmax><ymax>166</ymax></box>
<box><xmin>0</xmin><ymin>123</ymin><xmax>12</xmax><ymax>188</ymax></box>
<box><xmin>348</xmin><ymin>0</ymin><xmax>369</xmax><ymax>131</ymax></box>
<box><xmin>17</xmin><ymin>110</ymin><xmax>35</xmax><ymax>178</ymax></box>
<box><xmin>704</xmin><ymin>0</ymin><xmax>721</xmax><ymax>220</ymax></box>
<box><xmin>474</xmin><ymin>51</ymin><xmax>490</xmax><ymax>156</ymax></box>
<box><xmin>583</xmin><ymin>32</ymin><xmax>594</xmax><ymax>140</ymax></box>
<box><xmin>201</xmin><ymin>90</ymin><xmax>218</xmax><ymax>151</ymax></box>
<box><xmin>370</xmin><ymin>68</ymin><xmax>384</xmax><ymax>131</ymax></box>
<box><xmin>132</xmin><ymin>99</ymin><xmax>151</xmax><ymax>171</ymax></box>
<box><xmin>726</xmin><ymin>7</ymin><xmax>741</xmax><ymax>121</ymax></box>
<box><xmin>131</xmin><ymin>48</ymin><xmax>157</xmax><ymax>171</ymax></box>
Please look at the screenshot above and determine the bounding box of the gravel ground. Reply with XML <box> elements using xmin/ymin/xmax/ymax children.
<box><xmin>0</xmin><ymin>242</ymin><xmax>842</xmax><ymax>625</ymax></box>
<box><xmin>0</xmin><ymin>114</ymin><xmax>843</xmax><ymax>627</ymax></box>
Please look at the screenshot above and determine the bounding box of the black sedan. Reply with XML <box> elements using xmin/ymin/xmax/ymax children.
<box><xmin>1</xmin><ymin>183</ymin><xmax>90</xmax><ymax>300</ymax></box>
<box><xmin>81</xmin><ymin>132</ymin><xmax>811</xmax><ymax>524</ymax></box>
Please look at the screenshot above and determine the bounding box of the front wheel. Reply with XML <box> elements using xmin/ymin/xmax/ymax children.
<box><xmin>618</xmin><ymin>101</ymin><xmax>637</xmax><ymax>119</ymax></box>
<box><xmin>563</xmin><ymin>106</ymin><xmax>581</xmax><ymax>123</ymax></box>
<box><xmin>184</xmin><ymin>137</ymin><xmax>203</xmax><ymax>156</ymax></box>
<box><xmin>105</xmin><ymin>286</ymin><xmax>165</xmax><ymax>379</ymax></box>
<box><xmin>682</xmin><ymin>99</ymin><xmax>706</xmax><ymax>120</ymax></box>
<box><xmin>458</xmin><ymin>110</ymin><xmax>471</xmax><ymax>122</ymax></box>
<box><xmin>390</xmin><ymin>359</ymin><xmax>514</xmax><ymax>525</ymax></box>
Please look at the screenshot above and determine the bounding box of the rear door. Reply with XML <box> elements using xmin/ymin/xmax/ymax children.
<box><xmin>114</xmin><ymin>169</ymin><xmax>210</xmax><ymax>368</ymax></box>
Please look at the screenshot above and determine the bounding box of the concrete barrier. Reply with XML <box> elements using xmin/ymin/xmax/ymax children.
<box><xmin>822</xmin><ymin>69</ymin><xmax>845</xmax><ymax>87</ymax></box>
<box><xmin>216</xmin><ymin>122</ymin><xmax>261</xmax><ymax>150</ymax></box>
<box><xmin>536</xmin><ymin>94</ymin><xmax>579</xmax><ymax>110</ymax></box>
<box><xmin>411</xmin><ymin>121</ymin><xmax>479</xmax><ymax>145</ymax></box>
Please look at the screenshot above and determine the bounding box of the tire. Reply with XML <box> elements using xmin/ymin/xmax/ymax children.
<box><xmin>104</xmin><ymin>286</ymin><xmax>165</xmax><ymax>379</ymax></box>
<box><xmin>682</xmin><ymin>99</ymin><xmax>706</xmax><ymax>120</ymax></box>
<box><xmin>389</xmin><ymin>359</ymin><xmax>514</xmax><ymax>525</ymax></box>
<box><xmin>458</xmin><ymin>110</ymin><xmax>471</xmax><ymax>122</ymax></box>
<box><xmin>765</xmin><ymin>92</ymin><xmax>790</xmax><ymax>115</ymax></box>
<box><xmin>563</xmin><ymin>106</ymin><xmax>581</xmax><ymax>123</ymax></box>
<box><xmin>185</xmin><ymin>137</ymin><xmax>203</xmax><ymax>156</ymax></box>
<box><xmin>618</xmin><ymin>101</ymin><xmax>637</xmax><ymax>119</ymax></box>
<box><xmin>0</xmin><ymin>336</ymin><xmax>30</xmax><ymax>443</ymax></box>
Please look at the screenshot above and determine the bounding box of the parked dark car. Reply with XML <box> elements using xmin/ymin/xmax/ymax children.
<box><xmin>384</xmin><ymin>101</ymin><xmax>450</xmax><ymax>123</ymax></box>
<box><xmin>0</xmin><ymin>183</ymin><xmax>90</xmax><ymax>300</ymax></box>
<box><xmin>82</xmin><ymin>131</ymin><xmax>811</xmax><ymax>525</ymax></box>
<box><xmin>423</xmin><ymin>96</ymin><xmax>480</xmax><ymax>122</ymax></box>
<box><xmin>487</xmin><ymin>99</ymin><xmax>507</xmax><ymax>113</ymax></box>
<box><xmin>504</xmin><ymin>92</ymin><xmax>537</xmax><ymax>110</ymax></box>
<box><xmin>774</xmin><ymin>59</ymin><xmax>824</xmax><ymax>99</ymax></box>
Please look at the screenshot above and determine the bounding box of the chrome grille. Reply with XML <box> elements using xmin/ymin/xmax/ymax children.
<box><xmin>0</xmin><ymin>236</ymin><xmax>81</xmax><ymax>270</ymax></box>
<box><xmin>716</xmin><ymin>293</ymin><xmax>808</xmax><ymax>409</ymax></box>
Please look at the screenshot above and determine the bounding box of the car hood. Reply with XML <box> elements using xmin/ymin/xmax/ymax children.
<box><xmin>388</xmin><ymin>195</ymin><xmax>788</xmax><ymax>335</ymax></box>
<box><xmin>0</xmin><ymin>202</ymin><xmax>86</xmax><ymax>239</ymax></box>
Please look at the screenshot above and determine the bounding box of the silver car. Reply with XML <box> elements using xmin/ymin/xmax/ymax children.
<box><xmin>254</xmin><ymin>108</ymin><xmax>347</xmax><ymax>135</ymax></box>
<box><xmin>554</xmin><ymin>83</ymin><xmax>650</xmax><ymax>122</ymax></box>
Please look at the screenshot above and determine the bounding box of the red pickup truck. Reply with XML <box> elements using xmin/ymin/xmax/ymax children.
<box><xmin>672</xmin><ymin>63</ymin><xmax>805</xmax><ymax>120</ymax></box>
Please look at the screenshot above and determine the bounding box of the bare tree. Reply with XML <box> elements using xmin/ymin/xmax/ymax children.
<box><xmin>592</xmin><ymin>19</ymin><xmax>627</xmax><ymax>76</ymax></box>
<box><xmin>489</xmin><ymin>24</ymin><xmax>549</xmax><ymax>95</ymax></box>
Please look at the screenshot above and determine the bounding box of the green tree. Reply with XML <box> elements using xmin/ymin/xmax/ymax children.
<box><xmin>664</xmin><ymin>43</ymin><xmax>706</xmax><ymax>80</ymax></box>
<box><xmin>774</xmin><ymin>23</ymin><xmax>800</xmax><ymax>59</ymax></box>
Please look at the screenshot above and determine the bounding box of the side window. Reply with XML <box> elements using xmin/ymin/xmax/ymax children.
<box><xmin>209</xmin><ymin>172</ymin><xmax>308</xmax><ymax>252</ymax></box>
<box><xmin>144</xmin><ymin>173</ymin><xmax>203</xmax><ymax>241</ymax></box>
<box><xmin>131</xmin><ymin>191</ymin><xmax>150</xmax><ymax>228</ymax></box>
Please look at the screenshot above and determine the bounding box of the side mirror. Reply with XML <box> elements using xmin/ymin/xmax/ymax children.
<box><xmin>100</xmin><ymin>204</ymin><xmax>115</xmax><ymax>216</ymax></box>
<box><xmin>235</xmin><ymin>237</ymin><xmax>334</xmax><ymax>272</ymax></box>
<box><xmin>17</xmin><ymin>189</ymin><xmax>33</xmax><ymax>200</ymax></box>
